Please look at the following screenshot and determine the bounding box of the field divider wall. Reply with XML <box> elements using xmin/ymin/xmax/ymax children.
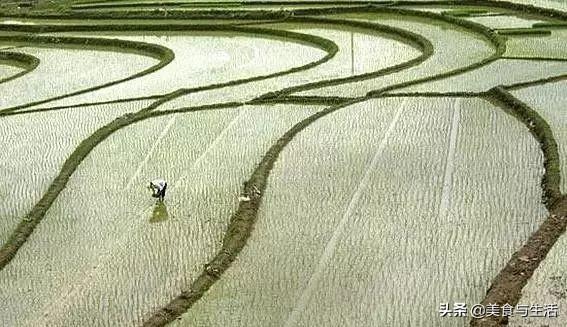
<box><xmin>253</xmin><ymin>15</ymin><xmax>434</xmax><ymax>101</ymax></box>
<box><xmin>470</xmin><ymin>87</ymin><xmax>567</xmax><ymax>327</ymax></box>
<box><xmin>358</xmin><ymin>7</ymin><xmax>506</xmax><ymax>96</ymax></box>
<box><xmin>2</xmin><ymin>2</ymin><xmax>567</xmax><ymax>326</ymax></box>
<box><xmin>141</xmin><ymin>97</ymin><xmax>371</xmax><ymax>326</ymax></box>
<box><xmin>0</xmin><ymin>51</ymin><xmax>40</xmax><ymax>84</ymax></box>
<box><xmin>0</xmin><ymin>33</ymin><xmax>174</xmax><ymax>113</ymax></box>
<box><xmin>0</xmin><ymin>23</ymin><xmax>341</xmax><ymax>270</ymax></box>
<box><xmin>0</xmin><ymin>23</ymin><xmax>338</xmax><ymax>113</ymax></box>
<box><xmin>0</xmin><ymin>100</ymin><xmax>243</xmax><ymax>272</ymax></box>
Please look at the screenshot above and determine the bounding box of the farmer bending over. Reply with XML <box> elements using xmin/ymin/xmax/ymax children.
<box><xmin>149</xmin><ymin>178</ymin><xmax>167</xmax><ymax>202</ymax></box>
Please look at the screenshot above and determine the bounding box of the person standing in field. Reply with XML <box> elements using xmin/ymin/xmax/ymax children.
<box><xmin>149</xmin><ymin>178</ymin><xmax>167</xmax><ymax>202</ymax></box>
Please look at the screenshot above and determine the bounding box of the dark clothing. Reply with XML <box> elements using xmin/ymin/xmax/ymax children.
<box><xmin>158</xmin><ymin>183</ymin><xmax>167</xmax><ymax>199</ymax></box>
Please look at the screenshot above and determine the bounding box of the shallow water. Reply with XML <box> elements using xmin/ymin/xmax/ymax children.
<box><xmin>506</xmin><ymin>29</ymin><xmax>567</xmax><ymax>59</ymax></box>
<box><xmin>503</xmin><ymin>0</ymin><xmax>567</xmax><ymax>12</ymax></box>
<box><xmin>513</xmin><ymin>81</ymin><xmax>567</xmax><ymax>193</ymax></box>
<box><xmin>0</xmin><ymin>100</ymin><xmax>152</xmax><ymax>245</ymax></box>
<box><xmin>174</xmin><ymin>97</ymin><xmax>546</xmax><ymax>327</ymax></box>
<box><xmin>509</xmin><ymin>83</ymin><xmax>567</xmax><ymax>324</ymax></box>
<box><xmin>393</xmin><ymin>59</ymin><xmax>567</xmax><ymax>93</ymax></box>
<box><xmin>297</xmin><ymin>12</ymin><xmax>494</xmax><ymax>97</ymax></box>
<box><xmin>0</xmin><ymin>64</ymin><xmax>22</xmax><ymax>80</ymax></box>
<box><xmin>29</xmin><ymin>30</ymin><xmax>326</xmax><ymax>109</ymax></box>
<box><xmin>160</xmin><ymin>21</ymin><xmax>421</xmax><ymax>109</ymax></box>
<box><xmin>0</xmin><ymin>46</ymin><xmax>156</xmax><ymax>109</ymax></box>
<box><xmin>0</xmin><ymin>104</ymin><xmax>321</xmax><ymax>326</ymax></box>
<box><xmin>0</xmin><ymin>20</ymin><xmax>36</xmax><ymax>25</ymax></box>
<box><xmin>465</xmin><ymin>15</ymin><xmax>544</xmax><ymax>29</ymax></box>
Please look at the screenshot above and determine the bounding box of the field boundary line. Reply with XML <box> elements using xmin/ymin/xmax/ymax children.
<box><xmin>503</xmin><ymin>73</ymin><xmax>567</xmax><ymax>91</ymax></box>
<box><xmin>283</xmin><ymin>98</ymin><xmax>406</xmax><ymax>327</ymax></box>
<box><xmin>382</xmin><ymin>91</ymin><xmax>480</xmax><ymax>97</ymax></box>
<box><xmin>438</xmin><ymin>98</ymin><xmax>461</xmax><ymax>219</ymax></box>
<box><xmin>7</xmin><ymin>0</ymin><xmax>567</xmax><ymax>23</ymax></box>
<box><xmin>253</xmin><ymin>15</ymin><xmax>433</xmax><ymax>100</ymax></box>
<box><xmin>141</xmin><ymin>96</ymin><xmax>372</xmax><ymax>326</ymax></box>
<box><xmin>176</xmin><ymin>108</ymin><xmax>244</xmax><ymax>191</ymax></box>
<box><xmin>0</xmin><ymin>34</ymin><xmax>175</xmax><ymax>114</ymax></box>
<box><xmin>471</xmin><ymin>87</ymin><xmax>565</xmax><ymax>326</ymax></box>
<box><xmin>23</xmin><ymin>108</ymin><xmax>246</xmax><ymax>326</ymax></box>
<box><xmin>125</xmin><ymin>115</ymin><xmax>177</xmax><ymax>190</ymax></box>
<box><xmin>0</xmin><ymin>51</ymin><xmax>40</xmax><ymax>84</ymax></box>
<box><xmin>0</xmin><ymin>101</ymin><xmax>243</xmax><ymax>271</ymax></box>
<box><xmin>0</xmin><ymin>95</ymin><xmax>164</xmax><ymax>118</ymax></box>
<box><xmin>487</xmin><ymin>87</ymin><xmax>562</xmax><ymax>206</ymax></box>
<box><xmin>250</xmin><ymin>95</ymin><xmax>356</xmax><ymax>106</ymax></box>
<box><xmin>502</xmin><ymin>56</ymin><xmax>567</xmax><ymax>62</ymax></box>
<box><xmin>289</xmin><ymin>6</ymin><xmax>505</xmax><ymax>97</ymax></box>
<box><xmin>0</xmin><ymin>24</ymin><xmax>337</xmax><ymax>114</ymax></box>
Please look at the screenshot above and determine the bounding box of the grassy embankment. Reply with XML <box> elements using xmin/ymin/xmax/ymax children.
<box><xmin>0</xmin><ymin>51</ymin><xmax>40</xmax><ymax>84</ymax></box>
<box><xmin>472</xmin><ymin>87</ymin><xmax>566</xmax><ymax>327</ymax></box>
<box><xmin>0</xmin><ymin>21</ymin><xmax>340</xmax><ymax>270</ymax></box>
<box><xmin>141</xmin><ymin>6</ymin><xmax>508</xmax><ymax>325</ymax></box>
<box><xmin>0</xmin><ymin>2</ymin><xmax>565</xmax><ymax>326</ymax></box>
<box><xmin>0</xmin><ymin>23</ymin><xmax>338</xmax><ymax>113</ymax></box>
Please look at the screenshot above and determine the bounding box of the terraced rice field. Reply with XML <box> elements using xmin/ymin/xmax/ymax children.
<box><xmin>297</xmin><ymin>11</ymin><xmax>496</xmax><ymax>97</ymax></box>
<box><xmin>393</xmin><ymin>59</ymin><xmax>567</xmax><ymax>93</ymax></box>
<box><xmin>175</xmin><ymin>97</ymin><xmax>547</xmax><ymax>327</ymax></box>
<box><xmin>0</xmin><ymin>100</ymin><xmax>153</xmax><ymax>244</ymax></box>
<box><xmin>505</xmin><ymin>29</ymin><xmax>567</xmax><ymax>59</ymax></box>
<box><xmin>465</xmin><ymin>15</ymin><xmax>544</xmax><ymax>29</ymax></box>
<box><xmin>1</xmin><ymin>1</ymin><xmax>567</xmax><ymax>327</ymax></box>
<box><xmin>37</xmin><ymin>31</ymin><xmax>328</xmax><ymax>107</ymax></box>
<box><xmin>0</xmin><ymin>46</ymin><xmax>158</xmax><ymax>109</ymax></box>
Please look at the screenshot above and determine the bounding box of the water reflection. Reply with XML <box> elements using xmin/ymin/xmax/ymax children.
<box><xmin>150</xmin><ymin>201</ymin><xmax>169</xmax><ymax>223</ymax></box>
<box><xmin>0</xmin><ymin>20</ymin><xmax>36</xmax><ymax>25</ymax></box>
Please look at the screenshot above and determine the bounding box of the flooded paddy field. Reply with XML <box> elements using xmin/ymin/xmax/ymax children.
<box><xmin>173</xmin><ymin>97</ymin><xmax>546</xmax><ymax>327</ymax></box>
<box><xmin>1</xmin><ymin>1</ymin><xmax>567</xmax><ymax>326</ymax></box>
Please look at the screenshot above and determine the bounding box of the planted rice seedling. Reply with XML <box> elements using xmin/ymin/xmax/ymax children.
<box><xmin>499</xmin><ymin>0</ymin><xmax>567</xmax><ymax>12</ymax></box>
<box><xmin>260</xmin><ymin>22</ymin><xmax>422</xmax><ymax>79</ymax></box>
<box><xmin>392</xmin><ymin>59</ymin><xmax>567</xmax><ymax>93</ymax></box>
<box><xmin>505</xmin><ymin>29</ymin><xmax>567</xmax><ymax>59</ymax></box>
<box><xmin>0</xmin><ymin>17</ymin><xmax>257</xmax><ymax>25</ymax></box>
<box><xmin>441</xmin><ymin>8</ymin><xmax>490</xmax><ymax>17</ymax></box>
<box><xmin>0</xmin><ymin>64</ymin><xmax>22</xmax><ymax>80</ymax></box>
<box><xmin>35</xmin><ymin>30</ymin><xmax>328</xmax><ymax>108</ymax></box>
<box><xmin>0</xmin><ymin>103</ymin><xmax>320</xmax><ymax>326</ymax></box>
<box><xmin>160</xmin><ymin>19</ymin><xmax>426</xmax><ymax>109</ymax></box>
<box><xmin>0</xmin><ymin>46</ymin><xmax>157</xmax><ymax>109</ymax></box>
<box><xmin>392</xmin><ymin>4</ymin><xmax>503</xmax><ymax>15</ymax></box>
<box><xmin>508</xmin><ymin>213</ymin><xmax>567</xmax><ymax>327</ymax></box>
<box><xmin>532</xmin><ymin>21</ymin><xmax>567</xmax><ymax>28</ymax></box>
<box><xmin>2</xmin><ymin>1</ymin><xmax>567</xmax><ymax>326</ymax></box>
<box><xmin>0</xmin><ymin>100</ymin><xmax>153</xmax><ymax>245</ymax></box>
<box><xmin>75</xmin><ymin>3</ymin><xmax>362</xmax><ymax>12</ymax></box>
<box><xmin>297</xmin><ymin>12</ymin><xmax>495</xmax><ymax>97</ymax></box>
<box><xmin>171</xmin><ymin>97</ymin><xmax>546</xmax><ymax>327</ymax></box>
<box><xmin>465</xmin><ymin>15</ymin><xmax>545</xmax><ymax>29</ymax></box>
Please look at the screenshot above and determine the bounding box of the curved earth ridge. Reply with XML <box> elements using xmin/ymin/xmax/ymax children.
<box><xmin>0</xmin><ymin>13</ymin><xmax>434</xmax><ymax>326</ymax></box>
<box><xmin>0</xmin><ymin>21</ymin><xmax>343</xmax><ymax>269</ymax></box>
<box><xmin>0</xmin><ymin>51</ymin><xmax>40</xmax><ymax>84</ymax></box>
<box><xmin>0</xmin><ymin>24</ymin><xmax>338</xmax><ymax>113</ymax></box>
<box><xmin>0</xmin><ymin>33</ymin><xmax>174</xmax><ymax>113</ymax></box>
<box><xmin>0</xmin><ymin>1</ymin><xmax>566</xmax><ymax>327</ymax></box>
